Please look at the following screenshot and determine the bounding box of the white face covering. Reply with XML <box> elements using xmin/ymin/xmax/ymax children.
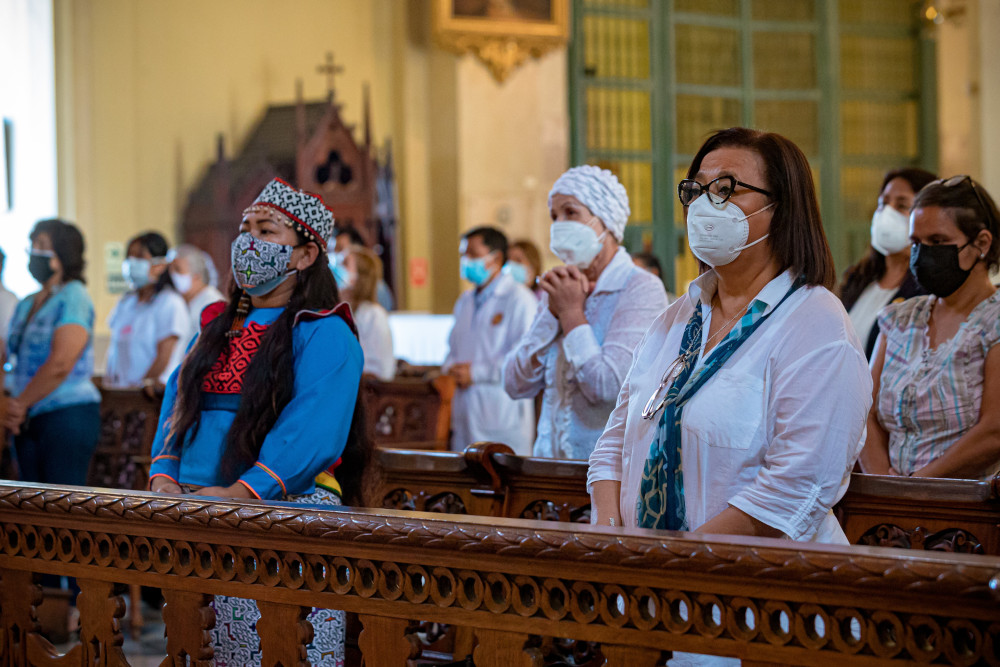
<box><xmin>170</xmin><ymin>270</ymin><xmax>193</xmax><ymax>294</ymax></box>
<box><xmin>549</xmin><ymin>219</ymin><xmax>607</xmax><ymax>269</ymax></box>
<box><xmin>870</xmin><ymin>206</ymin><xmax>911</xmax><ymax>256</ymax></box>
<box><xmin>685</xmin><ymin>194</ymin><xmax>774</xmax><ymax>267</ymax></box>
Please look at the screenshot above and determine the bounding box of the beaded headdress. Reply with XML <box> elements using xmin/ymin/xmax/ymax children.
<box><xmin>242</xmin><ymin>178</ymin><xmax>335</xmax><ymax>248</ymax></box>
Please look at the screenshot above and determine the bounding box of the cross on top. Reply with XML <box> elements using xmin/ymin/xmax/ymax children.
<box><xmin>317</xmin><ymin>52</ymin><xmax>344</xmax><ymax>99</ymax></box>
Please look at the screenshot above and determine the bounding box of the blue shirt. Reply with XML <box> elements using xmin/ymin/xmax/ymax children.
<box><xmin>148</xmin><ymin>307</ymin><xmax>363</xmax><ymax>499</ymax></box>
<box><xmin>5</xmin><ymin>280</ymin><xmax>101</xmax><ymax>416</ymax></box>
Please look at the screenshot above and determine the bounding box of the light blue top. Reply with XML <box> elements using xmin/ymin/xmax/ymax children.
<box><xmin>148</xmin><ymin>307</ymin><xmax>363</xmax><ymax>499</ymax></box>
<box><xmin>5</xmin><ymin>280</ymin><xmax>101</xmax><ymax>416</ymax></box>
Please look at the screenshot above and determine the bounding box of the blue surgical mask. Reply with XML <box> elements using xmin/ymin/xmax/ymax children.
<box><xmin>122</xmin><ymin>257</ymin><xmax>166</xmax><ymax>290</ymax></box>
<box><xmin>502</xmin><ymin>261</ymin><xmax>529</xmax><ymax>286</ymax></box>
<box><xmin>460</xmin><ymin>254</ymin><xmax>493</xmax><ymax>286</ymax></box>
<box><xmin>329</xmin><ymin>251</ymin><xmax>355</xmax><ymax>289</ymax></box>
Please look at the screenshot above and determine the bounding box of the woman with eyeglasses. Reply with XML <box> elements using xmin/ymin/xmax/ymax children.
<box><xmin>860</xmin><ymin>176</ymin><xmax>1000</xmax><ymax>479</ymax></box>
<box><xmin>104</xmin><ymin>231</ymin><xmax>190</xmax><ymax>391</ymax></box>
<box><xmin>588</xmin><ymin>128</ymin><xmax>871</xmax><ymax>553</ymax></box>
<box><xmin>839</xmin><ymin>168</ymin><xmax>937</xmax><ymax>358</ymax></box>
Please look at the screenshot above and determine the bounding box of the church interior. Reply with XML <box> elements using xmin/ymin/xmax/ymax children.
<box><xmin>3</xmin><ymin>1</ymin><xmax>1000</xmax><ymax>666</ymax></box>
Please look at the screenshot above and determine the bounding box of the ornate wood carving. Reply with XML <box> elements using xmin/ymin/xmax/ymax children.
<box><xmin>600</xmin><ymin>645</ymin><xmax>665</xmax><ymax>667</ymax></box>
<box><xmin>3</xmin><ymin>483</ymin><xmax>1000</xmax><ymax>665</ymax></box>
<box><xmin>76</xmin><ymin>578</ymin><xmax>127</xmax><ymax>665</ymax></box>
<box><xmin>363</xmin><ymin>374</ymin><xmax>455</xmax><ymax>450</ymax></box>
<box><xmin>161</xmin><ymin>589</ymin><xmax>214</xmax><ymax>666</ymax></box>
<box><xmin>474</xmin><ymin>630</ymin><xmax>543</xmax><ymax>667</ymax></box>
<box><xmin>88</xmin><ymin>387</ymin><xmax>162</xmax><ymax>491</ymax></box>
<box><xmin>857</xmin><ymin>523</ymin><xmax>985</xmax><ymax>554</ymax></box>
<box><xmin>358</xmin><ymin>614</ymin><xmax>416</xmax><ymax>665</ymax></box>
<box><xmin>257</xmin><ymin>601</ymin><xmax>311</xmax><ymax>667</ymax></box>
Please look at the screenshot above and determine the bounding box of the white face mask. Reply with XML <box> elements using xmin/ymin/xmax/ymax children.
<box><xmin>170</xmin><ymin>270</ymin><xmax>193</xmax><ymax>294</ymax></box>
<box><xmin>870</xmin><ymin>205</ymin><xmax>911</xmax><ymax>256</ymax></box>
<box><xmin>550</xmin><ymin>219</ymin><xmax>607</xmax><ymax>268</ymax></box>
<box><xmin>685</xmin><ymin>194</ymin><xmax>774</xmax><ymax>267</ymax></box>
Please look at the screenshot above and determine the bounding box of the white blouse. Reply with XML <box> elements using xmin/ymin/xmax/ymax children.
<box><xmin>588</xmin><ymin>270</ymin><xmax>872</xmax><ymax>542</ymax></box>
<box><xmin>504</xmin><ymin>248</ymin><xmax>669</xmax><ymax>460</ymax></box>
<box><xmin>354</xmin><ymin>301</ymin><xmax>395</xmax><ymax>381</ymax></box>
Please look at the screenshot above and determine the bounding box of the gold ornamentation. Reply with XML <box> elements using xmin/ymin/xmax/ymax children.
<box><xmin>432</xmin><ymin>0</ymin><xmax>569</xmax><ymax>83</ymax></box>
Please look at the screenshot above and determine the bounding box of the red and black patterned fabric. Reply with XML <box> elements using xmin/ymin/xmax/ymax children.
<box><xmin>202</xmin><ymin>322</ymin><xmax>269</xmax><ymax>395</ymax></box>
<box><xmin>247</xmin><ymin>178</ymin><xmax>335</xmax><ymax>245</ymax></box>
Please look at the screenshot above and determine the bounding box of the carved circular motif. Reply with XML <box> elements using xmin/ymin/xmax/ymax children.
<box><xmin>868</xmin><ymin>610</ymin><xmax>905</xmax><ymax>658</ymax></box>
<box><xmin>598</xmin><ymin>585</ymin><xmax>629</xmax><ymax>628</ymax></box>
<box><xmin>304</xmin><ymin>554</ymin><xmax>330</xmax><ymax>593</ymax></box>
<box><xmin>759</xmin><ymin>600</ymin><xmax>794</xmax><ymax>646</ymax></box>
<box><xmin>541</xmin><ymin>578</ymin><xmax>570</xmax><ymax>621</ymax></box>
<box><xmin>569</xmin><ymin>581</ymin><xmax>599</xmax><ymax>624</ymax></box>
<box><xmin>512</xmin><ymin>575</ymin><xmax>540</xmax><ymax>617</ymax></box>
<box><xmin>830</xmin><ymin>608</ymin><xmax>866</xmax><ymax>654</ymax></box>
<box><xmin>457</xmin><ymin>570</ymin><xmax>484</xmax><ymax>611</ymax></box>
<box><xmin>905</xmin><ymin>614</ymin><xmax>943</xmax><ymax>663</ymax></box>
<box><xmin>377</xmin><ymin>561</ymin><xmax>404</xmax><ymax>601</ymax></box>
<box><xmin>726</xmin><ymin>597</ymin><xmax>760</xmax><ymax>642</ymax></box>
<box><xmin>484</xmin><ymin>572</ymin><xmax>512</xmax><ymax>614</ymax></box>
<box><xmin>793</xmin><ymin>603</ymin><xmax>829</xmax><ymax>650</ymax></box>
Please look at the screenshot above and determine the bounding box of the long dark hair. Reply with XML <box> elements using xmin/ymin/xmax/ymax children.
<box><xmin>31</xmin><ymin>218</ymin><xmax>87</xmax><ymax>284</ymax></box>
<box><xmin>686</xmin><ymin>127</ymin><xmax>835</xmax><ymax>288</ymax></box>
<box><xmin>128</xmin><ymin>231</ymin><xmax>174</xmax><ymax>295</ymax></box>
<box><xmin>838</xmin><ymin>167</ymin><xmax>938</xmax><ymax>308</ymax></box>
<box><xmin>166</xmin><ymin>232</ymin><xmax>372</xmax><ymax>506</ymax></box>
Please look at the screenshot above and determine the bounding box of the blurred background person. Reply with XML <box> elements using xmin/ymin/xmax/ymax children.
<box><xmin>839</xmin><ymin>167</ymin><xmax>937</xmax><ymax>358</ymax></box>
<box><xmin>632</xmin><ymin>250</ymin><xmax>674</xmax><ymax>301</ymax></box>
<box><xmin>336</xmin><ymin>244</ymin><xmax>395</xmax><ymax>380</ymax></box>
<box><xmin>170</xmin><ymin>244</ymin><xmax>226</xmax><ymax>354</ymax></box>
<box><xmin>503</xmin><ymin>238</ymin><xmax>543</xmax><ymax>298</ymax></box>
<box><xmin>0</xmin><ymin>249</ymin><xmax>18</xmax><ymax>353</ymax></box>
<box><xmin>104</xmin><ymin>231</ymin><xmax>190</xmax><ymax>391</ymax></box>
<box><xmin>505</xmin><ymin>166</ymin><xmax>669</xmax><ymax>460</ymax></box>
<box><xmin>862</xmin><ymin>175</ymin><xmax>1000</xmax><ymax>479</ymax></box>
<box><xmin>3</xmin><ymin>219</ymin><xmax>101</xmax><ymax>485</ymax></box>
<box><xmin>332</xmin><ymin>225</ymin><xmax>395</xmax><ymax>311</ymax></box>
<box><xmin>445</xmin><ymin>226</ymin><xmax>537</xmax><ymax>453</ymax></box>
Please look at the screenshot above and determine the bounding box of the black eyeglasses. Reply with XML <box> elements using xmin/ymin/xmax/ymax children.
<box><xmin>941</xmin><ymin>175</ymin><xmax>998</xmax><ymax>229</ymax></box>
<box><xmin>677</xmin><ymin>175</ymin><xmax>773</xmax><ymax>207</ymax></box>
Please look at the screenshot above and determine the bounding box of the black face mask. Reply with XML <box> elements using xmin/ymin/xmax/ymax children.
<box><xmin>28</xmin><ymin>252</ymin><xmax>56</xmax><ymax>285</ymax></box>
<box><xmin>909</xmin><ymin>241</ymin><xmax>974</xmax><ymax>298</ymax></box>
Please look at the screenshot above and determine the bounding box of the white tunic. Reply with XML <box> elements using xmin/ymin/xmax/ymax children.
<box><xmin>504</xmin><ymin>248</ymin><xmax>669</xmax><ymax>460</ymax></box>
<box><xmin>588</xmin><ymin>270</ymin><xmax>872</xmax><ymax>543</ymax></box>
<box><xmin>354</xmin><ymin>301</ymin><xmax>395</xmax><ymax>381</ymax></box>
<box><xmin>444</xmin><ymin>272</ymin><xmax>537</xmax><ymax>454</ymax></box>
<box><xmin>105</xmin><ymin>288</ymin><xmax>190</xmax><ymax>388</ymax></box>
<box><xmin>179</xmin><ymin>285</ymin><xmax>226</xmax><ymax>354</ymax></box>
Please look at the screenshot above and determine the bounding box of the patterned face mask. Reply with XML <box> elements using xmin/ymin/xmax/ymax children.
<box><xmin>230</xmin><ymin>232</ymin><xmax>298</xmax><ymax>297</ymax></box>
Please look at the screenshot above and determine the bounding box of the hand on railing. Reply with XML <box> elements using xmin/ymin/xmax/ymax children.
<box><xmin>150</xmin><ymin>477</ymin><xmax>183</xmax><ymax>494</ymax></box>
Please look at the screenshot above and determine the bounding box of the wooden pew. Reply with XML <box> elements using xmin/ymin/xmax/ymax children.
<box><xmin>362</xmin><ymin>370</ymin><xmax>455</xmax><ymax>451</ymax></box>
<box><xmin>87</xmin><ymin>385</ymin><xmax>162</xmax><ymax>491</ymax></box>
<box><xmin>2</xmin><ymin>481</ymin><xmax>1000</xmax><ymax>666</ymax></box>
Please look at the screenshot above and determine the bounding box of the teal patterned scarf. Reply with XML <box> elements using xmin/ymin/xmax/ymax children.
<box><xmin>636</xmin><ymin>280</ymin><xmax>802</xmax><ymax>530</ymax></box>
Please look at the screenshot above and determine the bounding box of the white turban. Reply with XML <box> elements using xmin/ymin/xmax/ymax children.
<box><xmin>548</xmin><ymin>165</ymin><xmax>630</xmax><ymax>241</ymax></box>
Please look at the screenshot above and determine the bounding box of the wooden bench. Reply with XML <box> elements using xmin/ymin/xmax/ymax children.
<box><xmin>362</xmin><ymin>371</ymin><xmax>455</xmax><ymax>451</ymax></box>
<box><xmin>3</xmin><ymin>481</ymin><xmax>1000</xmax><ymax>666</ymax></box>
<box><xmin>377</xmin><ymin>444</ymin><xmax>1000</xmax><ymax>555</ymax></box>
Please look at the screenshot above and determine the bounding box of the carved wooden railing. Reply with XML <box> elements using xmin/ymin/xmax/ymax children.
<box><xmin>379</xmin><ymin>445</ymin><xmax>1000</xmax><ymax>556</ymax></box>
<box><xmin>363</xmin><ymin>372</ymin><xmax>455</xmax><ymax>451</ymax></box>
<box><xmin>2</xmin><ymin>482</ymin><xmax>1000</xmax><ymax>666</ymax></box>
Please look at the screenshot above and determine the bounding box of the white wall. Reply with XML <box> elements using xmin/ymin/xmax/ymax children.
<box><xmin>0</xmin><ymin>0</ymin><xmax>57</xmax><ymax>298</ymax></box>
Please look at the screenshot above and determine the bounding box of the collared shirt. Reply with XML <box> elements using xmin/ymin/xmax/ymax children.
<box><xmin>355</xmin><ymin>301</ymin><xmax>395</xmax><ymax>381</ymax></box>
<box><xmin>588</xmin><ymin>269</ymin><xmax>872</xmax><ymax>542</ymax></box>
<box><xmin>504</xmin><ymin>247</ymin><xmax>669</xmax><ymax>460</ymax></box>
<box><xmin>446</xmin><ymin>272</ymin><xmax>537</xmax><ymax>453</ymax></box>
<box><xmin>5</xmin><ymin>280</ymin><xmax>101</xmax><ymax>416</ymax></box>
<box><xmin>877</xmin><ymin>292</ymin><xmax>1000</xmax><ymax>476</ymax></box>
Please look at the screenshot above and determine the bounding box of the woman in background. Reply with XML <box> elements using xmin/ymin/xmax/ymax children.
<box><xmin>105</xmin><ymin>232</ymin><xmax>190</xmax><ymax>390</ymax></box>
<box><xmin>170</xmin><ymin>244</ymin><xmax>226</xmax><ymax>353</ymax></box>
<box><xmin>4</xmin><ymin>219</ymin><xmax>101</xmax><ymax>485</ymax></box>
<box><xmin>504</xmin><ymin>238</ymin><xmax>543</xmax><ymax>298</ymax></box>
<box><xmin>839</xmin><ymin>167</ymin><xmax>937</xmax><ymax>357</ymax></box>
<box><xmin>861</xmin><ymin>176</ymin><xmax>1000</xmax><ymax>479</ymax></box>
<box><xmin>336</xmin><ymin>244</ymin><xmax>395</xmax><ymax>380</ymax></box>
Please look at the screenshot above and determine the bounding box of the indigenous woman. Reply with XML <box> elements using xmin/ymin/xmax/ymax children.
<box><xmin>149</xmin><ymin>178</ymin><xmax>368</xmax><ymax>665</ymax></box>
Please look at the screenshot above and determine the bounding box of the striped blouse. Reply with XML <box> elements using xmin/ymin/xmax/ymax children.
<box><xmin>876</xmin><ymin>292</ymin><xmax>1000</xmax><ymax>476</ymax></box>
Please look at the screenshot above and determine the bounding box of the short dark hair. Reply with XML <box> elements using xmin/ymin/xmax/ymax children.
<box><xmin>335</xmin><ymin>226</ymin><xmax>366</xmax><ymax>247</ymax></box>
<box><xmin>686</xmin><ymin>127</ymin><xmax>835</xmax><ymax>288</ymax></box>
<box><xmin>30</xmin><ymin>218</ymin><xmax>87</xmax><ymax>284</ymax></box>
<box><xmin>912</xmin><ymin>176</ymin><xmax>1000</xmax><ymax>271</ymax></box>
<box><xmin>128</xmin><ymin>231</ymin><xmax>172</xmax><ymax>293</ymax></box>
<box><xmin>880</xmin><ymin>167</ymin><xmax>937</xmax><ymax>198</ymax></box>
<box><xmin>463</xmin><ymin>226</ymin><xmax>508</xmax><ymax>264</ymax></box>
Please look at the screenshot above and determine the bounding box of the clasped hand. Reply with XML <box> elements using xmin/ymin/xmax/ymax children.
<box><xmin>540</xmin><ymin>266</ymin><xmax>590</xmax><ymax>329</ymax></box>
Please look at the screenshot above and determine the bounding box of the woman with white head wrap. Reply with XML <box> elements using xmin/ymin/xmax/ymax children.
<box><xmin>504</xmin><ymin>166</ymin><xmax>669</xmax><ymax>460</ymax></box>
<box><xmin>170</xmin><ymin>244</ymin><xmax>226</xmax><ymax>353</ymax></box>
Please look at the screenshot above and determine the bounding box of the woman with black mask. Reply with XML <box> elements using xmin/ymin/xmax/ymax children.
<box><xmin>861</xmin><ymin>176</ymin><xmax>1000</xmax><ymax>478</ymax></box>
<box><xmin>3</xmin><ymin>219</ymin><xmax>101</xmax><ymax>484</ymax></box>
